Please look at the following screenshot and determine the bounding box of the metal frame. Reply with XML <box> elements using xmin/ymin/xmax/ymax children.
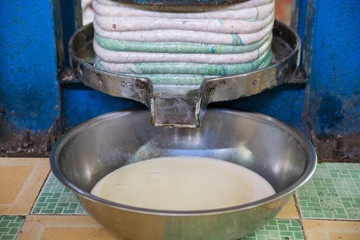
<box><xmin>70</xmin><ymin>21</ymin><xmax>301</xmax><ymax>127</ymax></box>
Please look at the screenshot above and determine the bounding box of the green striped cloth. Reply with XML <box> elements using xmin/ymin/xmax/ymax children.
<box><xmin>95</xmin><ymin>33</ymin><xmax>271</xmax><ymax>54</ymax></box>
<box><xmin>95</xmin><ymin>48</ymin><xmax>272</xmax><ymax>85</ymax></box>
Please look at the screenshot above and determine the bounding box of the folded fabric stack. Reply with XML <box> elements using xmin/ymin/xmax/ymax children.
<box><xmin>93</xmin><ymin>0</ymin><xmax>274</xmax><ymax>85</ymax></box>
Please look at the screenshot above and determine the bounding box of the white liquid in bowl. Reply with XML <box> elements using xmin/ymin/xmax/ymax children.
<box><xmin>91</xmin><ymin>156</ymin><xmax>275</xmax><ymax>211</ymax></box>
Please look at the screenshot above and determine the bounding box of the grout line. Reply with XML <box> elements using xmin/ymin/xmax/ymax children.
<box><xmin>301</xmin><ymin>218</ymin><xmax>360</xmax><ymax>222</ymax></box>
<box><xmin>293</xmin><ymin>193</ymin><xmax>303</xmax><ymax>219</ymax></box>
<box><xmin>293</xmin><ymin>193</ymin><xmax>308</xmax><ymax>240</ymax></box>
<box><xmin>28</xmin><ymin>170</ymin><xmax>52</xmax><ymax>215</ymax></box>
<box><xmin>298</xmin><ymin>219</ymin><xmax>307</xmax><ymax>240</ymax></box>
<box><xmin>0</xmin><ymin>159</ymin><xmax>51</xmax><ymax>240</ymax></box>
<box><xmin>14</xmin><ymin>168</ymin><xmax>51</xmax><ymax>240</ymax></box>
<box><xmin>10</xmin><ymin>164</ymin><xmax>39</xmax><ymax>210</ymax></box>
<box><xmin>15</xmin><ymin>215</ymin><xmax>26</xmax><ymax>240</ymax></box>
<box><xmin>0</xmin><ymin>215</ymin><xmax>27</xmax><ymax>240</ymax></box>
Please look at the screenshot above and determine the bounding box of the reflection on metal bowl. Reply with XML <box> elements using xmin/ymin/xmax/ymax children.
<box><xmin>50</xmin><ymin>108</ymin><xmax>316</xmax><ymax>240</ymax></box>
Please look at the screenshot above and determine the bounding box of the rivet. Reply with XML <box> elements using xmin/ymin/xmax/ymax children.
<box><xmin>252</xmin><ymin>80</ymin><xmax>257</xmax><ymax>85</ymax></box>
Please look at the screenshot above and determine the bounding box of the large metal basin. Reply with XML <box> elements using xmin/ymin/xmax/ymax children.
<box><xmin>50</xmin><ymin>108</ymin><xmax>316</xmax><ymax>240</ymax></box>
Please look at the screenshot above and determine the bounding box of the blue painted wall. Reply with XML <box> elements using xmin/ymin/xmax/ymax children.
<box><xmin>60</xmin><ymin>0</ymin><xmax>81</xmax><ymax>68</ymax></box>
<box><xmin>0</xmin><ymin>0</ymin><xmax>59</xmax><ymax>133</ymax></box>
<box><xmin>62</xmin><ymin>86</ymin><xmax>306</xmax><ymax>131</ymax></box>
<box><xmin>306</xmin><ymin>0</ymin><xmax>360</xmax><ymax>135</ymax></box>
<box><xmin>217</xmin><ymin>85</ymin><xmax>306</xmax><ymax>131</ymax></box>
<box><xmin>62</xmin><ymin>86</ymin><xmax>141</xmax><ymax>128</ymax></box>
<box><xmin>0</xmin><ymin>0</ymin><xmax>359</xmax><ymax>139</ymax></box>
<box><xmin>56</xmin><ymin>0</ymin><xmax>360</xmax><ymax>136</ymax></box>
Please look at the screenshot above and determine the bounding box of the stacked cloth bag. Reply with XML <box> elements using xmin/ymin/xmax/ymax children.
<box><xmin>93</xmin><ymin>0</ymin><xmax>274</xmax><ymax>85</ymax></box>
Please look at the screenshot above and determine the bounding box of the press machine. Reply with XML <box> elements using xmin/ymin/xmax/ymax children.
<box><xmin>0</xmin><ymin>0</ymin><xmax>359</xmax><ymax>160</ymax></box>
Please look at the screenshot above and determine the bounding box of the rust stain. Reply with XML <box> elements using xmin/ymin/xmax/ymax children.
<box><xmin>91</xmin><ymin>171</ymin><xmax>99</xmax><ymax>178</ymax></box>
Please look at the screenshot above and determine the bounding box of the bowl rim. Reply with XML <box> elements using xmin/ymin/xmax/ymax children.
<box><xmin>50</xmin><ymin>108</ymin><xmax>317</xmax><ymax>216</ymax></box>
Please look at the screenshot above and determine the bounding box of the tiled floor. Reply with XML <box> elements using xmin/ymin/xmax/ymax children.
<box><xmin>1</xmin><ymin>158</ymin><xmax>359</xmax><ymax>240</ymax></box>
<box><xmin>0</xmin><ymin>216</ymin><xmax>24</xmax><ymax>240</ymax></box>
<box><xmin>17</xmin><ymin>215</ymin><xmax>118</xmax><ymax>240</ymax></box>
<box><xmin>0</xmin><ymin>158</ymin><xmax>50</xmax><ymax>215</ymax></box>
<box><xmin>303</xmin><ymin>220</ymin><xmax>360</xmax><ymax>240</ymax></box>
<box><xmin>242</xmin><ymin>219</ymin><xmax>303</xmax><ymax>240</ymax></box>
<box><xmin>296</xmin><ymin>163</ymin><xmax>360</xmax><ymax>220</ymax></box>
<box><xmin>31</xmin><ymin>173</ymin><xmax>86</xmax><ymax>215</ymax></box>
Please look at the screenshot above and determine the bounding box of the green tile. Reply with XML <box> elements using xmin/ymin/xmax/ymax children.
<box><xmin>32</xmin><ymin>208</ymin><xmax>41</xmax><ymax>213</ymax></box>
<box><xmin>54</xmin><ymin>208</ymin><xmax>63</xmax><ymax>214</ymax></box>
<box><xmin>254</xmin><ymin>230</ymin><xmax>267</xmax><ymax>236</ymax></box>
<box><xmin>0</xmin><ymin>222</ymin><xmax>8</xmax><ymax>228</ymax></box>
<box><xmin>41</xmin><ymin>210</ymin><xmax>54</xmax><ymax>214</ymax></box>
<box><xmin>347</xmin><ymin>212</ymin><xmax>360</xmax><ymax>219</ymax></box>
<box><xmin>48</xmin><ymin>203</ymin><xmax>57</xmax><ymax>209</ymax></box>
<box><xmin>307</xmin><ymin>202</ymin><xmax>321</xmax><ymax>207</ymax></box>
<box><xmin>69</xmin><ymin>203</ymin><xmax>77</xmax><ymax>209</ymax></box>
<box><xmin>37</xmin><ymin>196</ymin><xmax>46</xmax><ymax>203</ymax></box>
<box><xmin>280</xmin><ymin>231</ymin><xmax>294</xmax><ymax>236</ymax></box>
<box><xmin>278</xmin><ymin>224</ymin><xmax>288</xmax><ymax>231</ymax></box>
<box><xmin>241</xmin><ymin>219</ymin><xmax>303</xmax><ymax>240</ymax></box>
<box><xmin>0</xmin><ymin>216</ymin><xmax>24</xmax><ymax>240</ymax></box>
<box><xmin>323</xmin><ymin>212</ymin><xmax>334</xmax><ymax>218</ymax></box>
<box><xmin>288</xmin><ymin>226</ymin><xmax>301</xmax><ymax>231</ymax></box>
<box><xmin>7</xmin><ymin>223</ymin><xmax>21</xmax><ymax>228</ymax></box>
<box><xmin>336</xmin><ymin>208</ymin><xmax>345</xmax><ymax>214</ymax></box>
<box><xmin>269</xmin><ymin>231</ymin><xmax>280</xmax><ymax>237</ymax></box>
<box><xmin>264</xmin><ymin>226</ymin><xmax>278</xmax><ymax>231</ymax></box>
<box><xmin>277</xmin><ymin>219</ymin><xmax>291</xmax><ymax>224</ymax></box>
<box><xmin>2</xmin><ymin>236</ymin><xmax>15</xmax><ymax>240</ymax></box>
<box><xmin>296</xmin><ymin>162</ymin><xmax>360</xmax><ymax>220</ymax></box>
<box><xmin>321</xmin><ymin>207</ymin><xmax>333</xmax><ymax>212</ymax></box>
<box><xmin>300</xmin><ymin>207</ymin><xmax>315</xmax><ymax>213</ymax></box>
<box><xmin>334</xmin><ymin>214</ymin><xmax>347</xmax><ymax>219</ymax></box>
<box><xmin>310</xmin><ymin>213</ymin><xmax>324</xmax><ymax>218</ymax></box>
<box><xmin>57</xmin><ymin>203</ymin><xmax>70</xmax><ymax>207</ymax></box>
<box><xmin>35</xmin><ymin>203</ymin><xmax>48</xmax><ymax>207</ymax></box>
<box><xmin>32</xmin><ymin>172</ymin><xmax>87</xmax><ymax>215</ymax></box>
<box><xmin>53</xmin><ymin>193</ymin><xmax>61</xmax><ymax>198</ymax></box>
<box><xmin>267</xmin><ymin>220</ymin><xmax>278</xmax><ymax>226</ymax></box>
<box><xmin>63</xmin><ymin>210</ymin><xmax>75</xmax><ymax>214</ymax></box>
<box><xmin>8</xmin><ymin>229</ymin><xmax>18</xmax><ymax>235</ymax></box>
<box><xmin>294</xmin><ymin>232</ymin><xmax>304</xmax><ymax>239</ymax></box>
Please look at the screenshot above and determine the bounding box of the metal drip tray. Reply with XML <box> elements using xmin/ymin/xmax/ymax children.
<box><xmin>70</xmin><ymin>21</ymin><xmax>301</xmax><ymax>127</ymax></box>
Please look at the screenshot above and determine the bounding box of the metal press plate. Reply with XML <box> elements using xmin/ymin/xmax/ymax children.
<box><xmin>69</xmin><ymin>21</ymin><xmax>301</xmax><ymax>127</ymax></box>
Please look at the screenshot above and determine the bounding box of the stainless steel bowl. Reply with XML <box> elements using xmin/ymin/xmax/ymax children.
<box><xmin>50</xmin><ymin>109</ymin><xmax>316</xmax><ymax>240</ymax></box>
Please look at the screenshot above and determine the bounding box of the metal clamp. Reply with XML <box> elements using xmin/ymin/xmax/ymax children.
<box><xmin>69</xmin><ymin>21</ymin><xmax>301</xmax><ymax>128</ymax></box>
